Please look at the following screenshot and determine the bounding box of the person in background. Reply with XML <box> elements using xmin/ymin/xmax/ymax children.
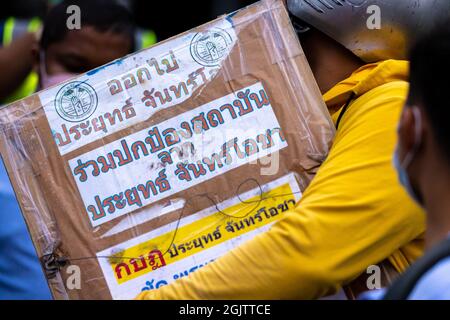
<box><xmin>35</xmin><ymin>0</ymin><xmax>135</xmax><ymax>90</ymax></box>
<box><xmin>0</xmin><ymin>0</ymin><xmax>157</xmax><ymax>104</ymax></box>
<box><xmin>0</xmin><ymin>0</ymin><xmax>47</xmax><ymax>102</ymax></box>
<box><xmin>0</xmin><ymin>0</ymin><xmax>135</xmax><ymax>299</ymax></box>
<box><xmin>0</xmin><ymin>19</ymin><xmax>42</xmax><ymax>103</ymax></box>
<box><xmin>379</xmin><ymin>27</ymin><xmax>450</xmax><ymax>300</ymax></box>
<box><xmin>0</xmin><ymin>159</ymin><xmax>52</xmax><ymax>300</ymax></box>
<box><xmin>137</xmin><ymin>0</ymin><xmax>449</xmax><ymax>300</ymax></box>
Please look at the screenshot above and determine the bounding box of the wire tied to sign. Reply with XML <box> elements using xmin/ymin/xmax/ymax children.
<box><xmin>39</xmin><ymin>177</ymin><xmax>303</xmax><ymax>279</ymax></box>
<box><xmin>41</xmin><ymin>253</ymin><xmax>69</xmax><ymax>279</ymax></box>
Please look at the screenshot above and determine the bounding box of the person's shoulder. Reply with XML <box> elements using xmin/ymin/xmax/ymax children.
<box><xmin>361</xmin><ymin>80</ymin><xmax>408</xmax><ymax>106</ymax></box>
<box><xmin>354</xmin><ymin>59</ymin><xmax>409</xmax><ymax>105</ymax></box>
<box><xmin>408</xmin><ymin>256</ymin><xmax>450</xmax><ymax>300</ymax></box>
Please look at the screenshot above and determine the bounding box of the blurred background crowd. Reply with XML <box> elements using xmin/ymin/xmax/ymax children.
<box><xmin>0</xmin><ymin>0</ymin><xmax>258</xmax><ymax>46</ymax></box>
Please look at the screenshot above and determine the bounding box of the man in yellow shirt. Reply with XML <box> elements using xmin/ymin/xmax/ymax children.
<box><xmin>138</xmin><ymin>0</ymin><xmax>450</xmax><ymax>299</ymax></box>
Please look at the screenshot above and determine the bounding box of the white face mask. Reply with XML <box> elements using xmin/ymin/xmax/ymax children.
<box><xmin>39</xmin><ymin>51</ymin><xmax>77</xmax><ymax>89</ymax></box>
<box><xmin>393</xmin><ymin>106</ymin><xmax>423</xmax><ymax>205</ymax></box>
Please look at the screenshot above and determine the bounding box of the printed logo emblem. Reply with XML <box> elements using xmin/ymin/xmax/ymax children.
<box><xmin>55</xmin><ymin>81</ymin><xmax>98</xmax><ymax>122</ymax></box>
<box><xmin>190</xmin><ymin>27</ymin><xmax>233</xmax><ymax>67</ymax></box>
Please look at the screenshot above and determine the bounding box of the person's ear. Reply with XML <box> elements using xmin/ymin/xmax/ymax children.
<box><xmin>397</xmin><ymin>105</ymin><xmax>417</xmax><ymax>161</ymax></box>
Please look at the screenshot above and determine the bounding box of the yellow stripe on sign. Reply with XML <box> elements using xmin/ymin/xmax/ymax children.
<box><xmin>110</xmin><ymin>183</ymin><xmax>297</xmax><ymax>284</ymax></box>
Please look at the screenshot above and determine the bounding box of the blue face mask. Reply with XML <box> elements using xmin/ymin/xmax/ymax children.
<box><xmin>393</xmin><ymin>151</ymin><xmax>421</xmax><ymax>204</ymax></box>
<box><xmin>393</xmin><ymin>107</ymin><xmax>423</xmax><ymax>205</ymax></box>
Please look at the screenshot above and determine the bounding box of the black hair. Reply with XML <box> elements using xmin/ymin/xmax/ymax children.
<box><xmin>40</xmin><ymin>0</ymin><xmax>135</xmax><ymax>52</ymax></box>
<box><xmin>408</xmin><ymin>26</ymin><xmax>450</xmax><ymax>162</ymax></box>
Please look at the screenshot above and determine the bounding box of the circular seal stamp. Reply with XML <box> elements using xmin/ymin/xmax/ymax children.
<box><xmin>190</xmin><ymin>27</ymin><xmax>233</xmax><ymax>67</ymax></box>
<box><xmin>54</xmin><ymin>81</ymin><xmax>98</xmax><ymax>122</ymax></box>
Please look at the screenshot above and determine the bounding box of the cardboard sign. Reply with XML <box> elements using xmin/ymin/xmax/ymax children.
<box><xmin>100</xmin><ymin>174</ymin><xmax>301</xmax><ymax>299</ymax></box>
<box><xmin>0</xmin><ymin>0</ymin><xmax>334</xmax><ymax>299</ymax></box>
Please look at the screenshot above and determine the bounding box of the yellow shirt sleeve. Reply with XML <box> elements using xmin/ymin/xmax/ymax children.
<box><xmin>137</xmin><ymin>80</ymin><xmax>425</xmax><ymax>300</ymax></box>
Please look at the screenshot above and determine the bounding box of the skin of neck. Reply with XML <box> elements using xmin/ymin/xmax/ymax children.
<box><xmin>298</xmin><ymin>28</ymin><xmax>364</xmax><ymax>106</ymax></box>
<box><xmin>414</xmin><ymin>129</ymin><xmax>450</xmax><ymax>249</ymax></box>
